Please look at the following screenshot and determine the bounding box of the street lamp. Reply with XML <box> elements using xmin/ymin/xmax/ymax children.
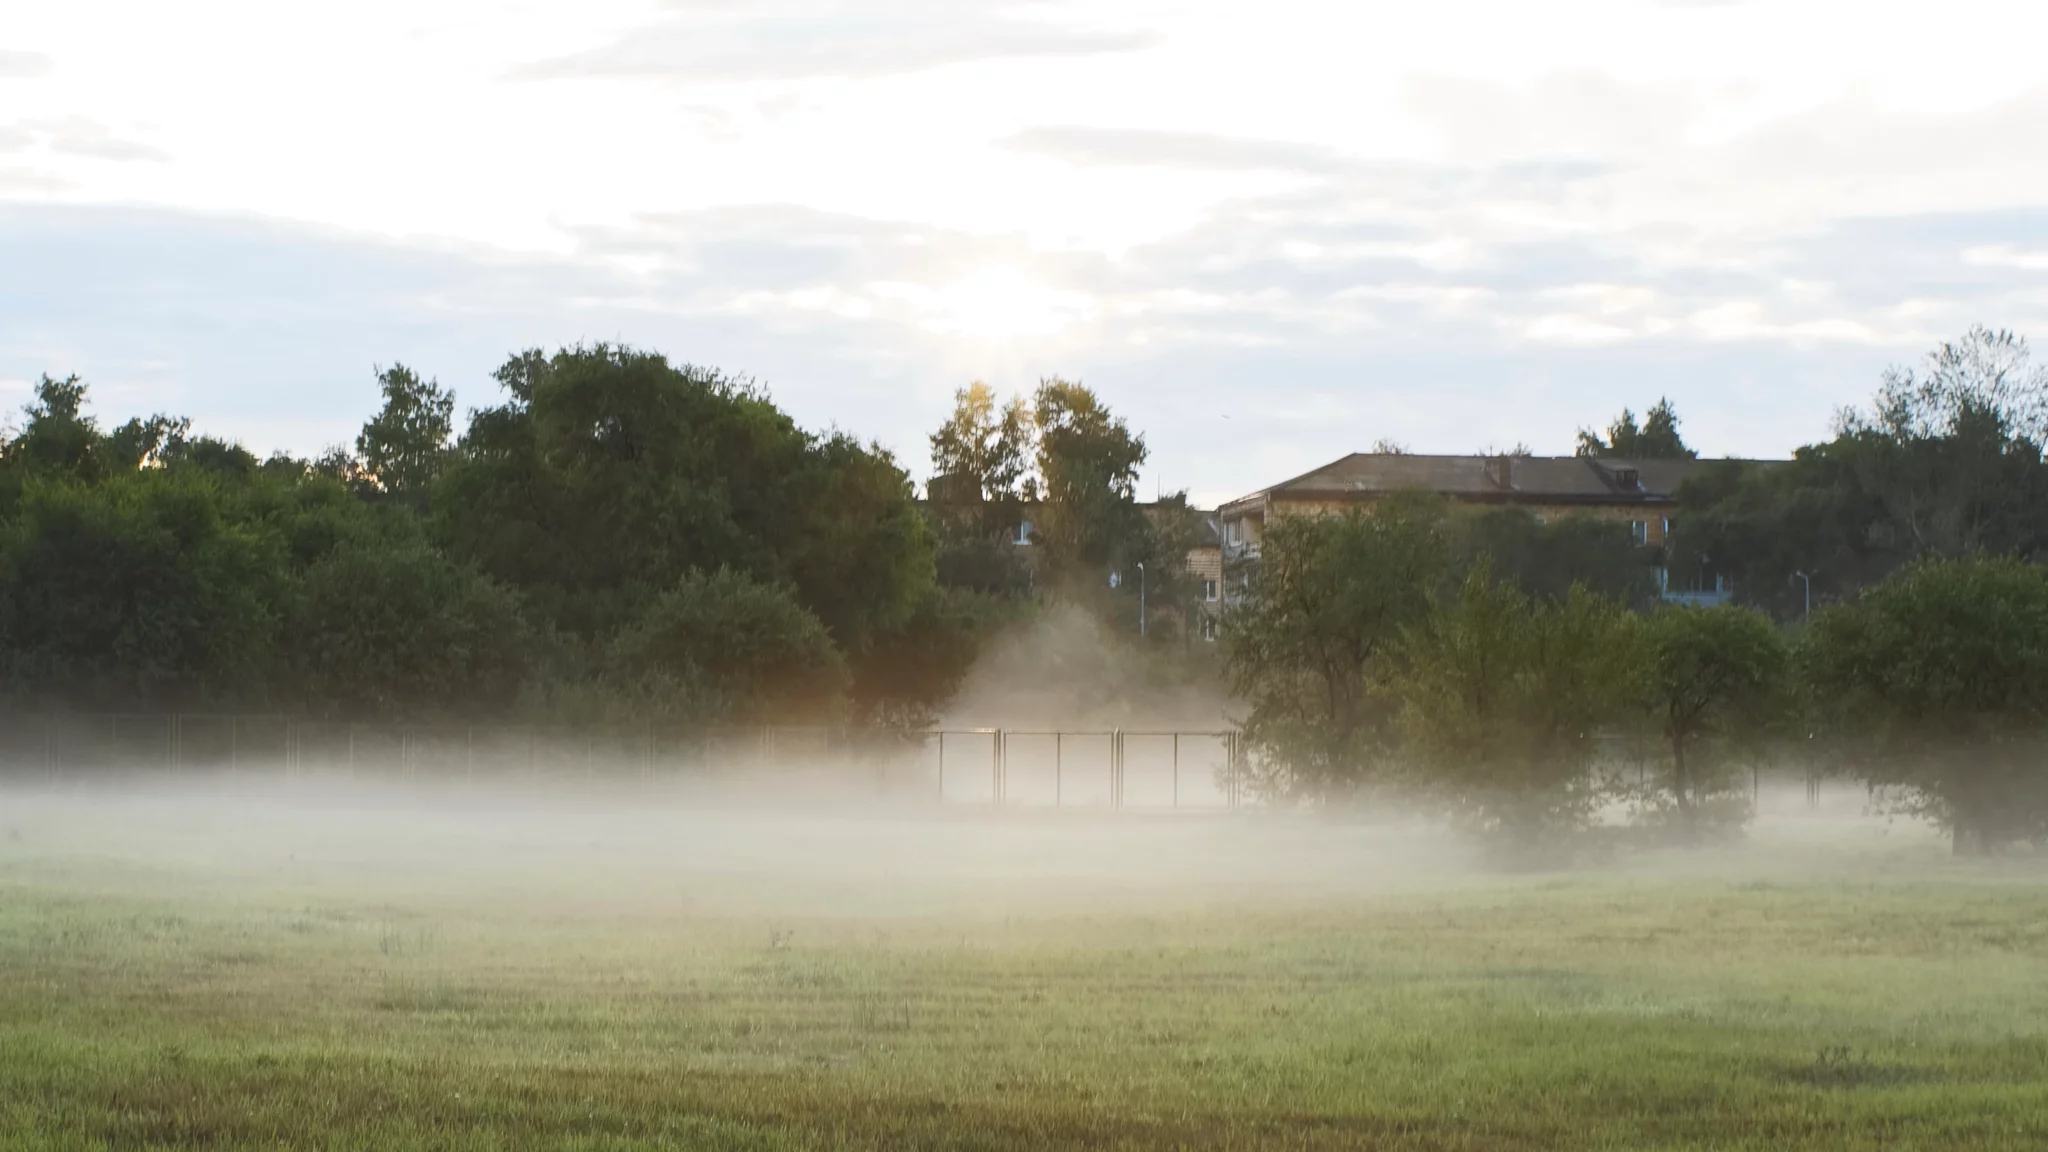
<box><xmin>1792</xmin><ymin>570</ymin><xmax>1811</xmax><ymax>622</ymax></box>
<box><xmin>1136</xmin><ymin>562</ymin><xmax>1147</xmax><ymax>637</ymax></box>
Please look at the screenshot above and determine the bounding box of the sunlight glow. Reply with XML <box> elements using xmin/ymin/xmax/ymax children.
<box><xmin>921</xmin><ymin>266</ymin><xmax>1094</xmax><ymax>343</ymax></box>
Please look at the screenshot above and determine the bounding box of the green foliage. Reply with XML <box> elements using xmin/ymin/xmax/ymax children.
<box><xmin>928</xmin><ymin>381</ymin><xmax>1035</xmax><ymax>507</ymax></box>
<box><xmin>1802</xmin><ymin>556</ymin><xmax>2048</xmax><ymax>853</ymax></box>
<box><xmin>1032</xmin><ymin>377</ymin><xmax>1148</xmax><ymax>583</ymax></box>
<box><xmin>784</xmin><ymin>433</ymin><xmax>934</xmax><ymax>654</ymax></box>
<box><xmin>1457</xmin><ymin>508</ymin><xmax>1657</xmax><ymax>608</ymax></box>
<box><xmin>1671</xmin><ymin>330</ymin><xmax>2048</xmax><ymax>616</ymax></box>
<box><xmin>0</xmin><ymin>361</ymin><xmax>967</xmax><ymax>731</ymax></box>
<box><xmin>1575</xmin><ymin>397</ymin><xmax>1696</xmax><ymax>459</ymax></box>
<box><xmin>1224</xmin><ymin>494</ymin><xmax>1454</xmax><ymax>802</ymax></box>
<box><xmin>1391</xmin><ymin>566</ymin><xmax>1634</xmax><ymax>850</ymax></box>
<box><xmin>846</xmin><ymin>587</ymin><xmax>1016</xmax><ymax>730</ymax></box>
<box><xmin>927</xmin><ymin>382</ymin><xmax>1036</xmax><ymax>595</ymax></box>
<box><xmin>1</xmin><ymin>375</ymin><xmax>107</xmax><ymax>504</ymax></box>
<box><xmin>286</xmin><ymin>541</ymin><xmax>531</xmax><ymax>720</ymax></box>
<box><xmin>355</xmin><ymin>363</ymin><xmax>454</xmax><ymax>507</ymax></box>
<box><xmin>0</xmin><ymin>471</ymin><xmax>285</xmax><ymax>710</ymax></box>
<box><xmin>606</xmin><ymin>568</ymin><xmax>848</xmax><ymax>726</ymax></box>
<box><xmin>105</xmin><ymin>414</ymin><xmax>193</xmax><ymax>470</ymax></box>
<box><xmin>436</xmin><ymin>345</ymin><xmax>933</xmax><ymax>664</ymax></box>
<box><xmin>1634</xmin><ymin>604</ymin><xmax>1788</xmax><ymax>830</ymax></box>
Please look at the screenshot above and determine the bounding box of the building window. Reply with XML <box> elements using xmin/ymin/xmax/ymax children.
<box><xmin>1662</xmin><ymin>517</ymin><xmax>1670</xmax><ymax>537</ymax></box>
<box><xmin>1224</xmin><ymin>520</ymin><xmax>1239</xmax><ymax>544</ymax></box>
<box><xmin>1201</xmin><ymin>615</ymin><xmax>1218</xmax><ymax>642</ymax></box>
<box><xmin>1013</xmin><ymin>519</ymin><xmax>1033</xmax><ymax>546</ymax></box>
<box><xmin>1203</xmin><ymin>578</ymin><xmax>1219</xmax><ymax>602</ymax></box>
<box><xmin>1630</xmin><ymin>520</ymin><xmax>1648</xmax><ymax>544</ymax></box>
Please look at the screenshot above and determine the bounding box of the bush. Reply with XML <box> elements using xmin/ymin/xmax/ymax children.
<box><xmin>287</xmin><ymin>541</ymin><xmax>531</xmax><ymax>720</ymax></box>
<box><xmin>606</xmin><ymin>568</ymin><xmax>848</xmax><ymax>726</ymax></box>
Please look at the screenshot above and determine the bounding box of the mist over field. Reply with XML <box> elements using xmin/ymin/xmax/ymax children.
<box><xmin>0</xmin><ymin>770</ymin><xmax>1939</xmax><ymax>922</ymax></box>
<box><xmin>11</xmin><ymin>766</ymin><xmax>2048</xmax><ymax>1149</ymax></box>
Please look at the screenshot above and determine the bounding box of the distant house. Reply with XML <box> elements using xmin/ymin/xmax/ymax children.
<box><xmin>1217</xmin><ymin>453</ymin><xmax>1749</xmax><ymax>605</ymax></box>
<box><xmin>1184</xmin><ymin>511</ymin><xmax>1224</xmax><ymax>642</ymax></box>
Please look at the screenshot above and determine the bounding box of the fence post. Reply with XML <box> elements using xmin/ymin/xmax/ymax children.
<box><xmin>1112</xmin><ymin>729</ymin><xmax>1122</xmax><ymax>810</ymax></box>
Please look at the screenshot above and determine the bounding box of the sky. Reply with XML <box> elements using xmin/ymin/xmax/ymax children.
<box><xmin>4</xmin><ymin>0</ymin><xmax>2048</xmax><ymax>506</ymax></box>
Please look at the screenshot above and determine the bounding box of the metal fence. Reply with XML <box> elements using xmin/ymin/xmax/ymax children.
<box><xmin>0</xmin><ymin>714</ymin><xmax>1248</xmax><ymax>811</ymax></box>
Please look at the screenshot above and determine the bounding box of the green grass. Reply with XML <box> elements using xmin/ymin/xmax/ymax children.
<box><xmin>2</xmin><ymin>800</ymin><xmax>2047</xmax><ymax>1149</ymax></box>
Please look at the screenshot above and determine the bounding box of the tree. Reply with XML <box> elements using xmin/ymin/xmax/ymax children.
<box><xmin>845</xmin><ymin>586</ymin><xmax>1010</xmax><ymax>731</ymax></box>
<box><xmin>1635</xmin><ymin>605</ymin><xmax>1787</xmax><ymax>830</ymax></box>
<box><xmin>106</xmin><ymin>414</ymin><xmax>193</xmax><ymax>471</ymax></box>
<box><xmin>928</xmin><ymin>382</ymin><xmax>1035</xmax><ymax>506</ymax></box>
<box><xmin>927</xmin><ymin>382</ymin><xmax>1036</xmax><ymax>595</ymax></box>
<box><xmin>0</xmin><ymin>470</ymin><xmax>286</xmax><ymax>711</ymax></box>
<box><xmin>1391</xmin><ymin>567</ymin><xmax>1633</xmax><ymax>853</ymax></box>
<box><xmin>436</xmin><ymin>345</ymin><xmax>931</xmax><ymax>646</ymax></box>
<box><xmin>1802</xmin><ymin>556</ymin><xmax>2048</xmax><ymax>855</ymax></box>
<box><xmin>356</xmin><ymin>364</ymin><xmax>455</xmax><ymax>508</ymax></box>
<box><xmin>606</xmin><ymin>568</ymin><xmax>848</xmax><ymax>726</ymax></box>
<box><xmin>1842</xmin><ymin>325</ymin><xmax>2048</xmax><ymax>445</ymax></box>
<box><xmin>1032</xmin><ymin>378</ymin><xmax>1148</xmax><ymax>583</ymax></box>
<box><xmin>287</xmin><ymin>540</ymin><xmax>531</xmax><ymax>720</ymax></box>
<box><xmin>785</xmin><ymin>433</ymin><xmax>936</xmax><ymax>653</ymax></box>
<box><xmin>1458</xmin><ymin>509</ymin><xmax>1656</xmax><ymax>608</ymax></box>
<box><xmin>1669</xmin><ymin>330</ymin><xmax>2048</xmax><ymax>616</ymax></box>
<box><xmin>1576</xmin><ymin>398</ymin><xmax>1696</xmax><ymax>459</ymax></box>
<box><xmin>1224</xmin><ymin>494</ymin><xmax>1452</xmax><ymax>801</ymax></box>
<box><xmin>3</xmin><ymin>374</ymin><xmax>106</xmax><ymax>488</ymax></box>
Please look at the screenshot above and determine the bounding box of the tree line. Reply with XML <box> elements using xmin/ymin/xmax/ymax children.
<box><xmin>1226</xmin><ymin>328</ymin><xmax>2048</xmax><ymax>857</ymax></box>
<box><xmin>0</xmin><ymin>348</ymin><xmax>1208</xmax><ymax>733</ymax></box>
<box><xmin>0</xmin><ymin>347</ymin><xmax>991</xmax><ymax>730</ymax></box>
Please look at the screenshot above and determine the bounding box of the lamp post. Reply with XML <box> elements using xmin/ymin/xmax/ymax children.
<box><xmin>1136</xmin><ymin>562</ymin><xmax>1147</xmax><ymax>637</ymax></box>
<box><xmin>1792</xmin><ymin>570</ymin><xmax>1811</xmax><ymax>622</ymax></box>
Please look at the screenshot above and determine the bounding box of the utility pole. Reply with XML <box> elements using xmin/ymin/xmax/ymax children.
<box><xmin>1792</xmin><ymin>570</ymin><xmax>1811</xmax><ymax>622</ymax></box>
<box><xmin>1137</xmin><ymin>562</ymin><xmax>1146</xmax><ymax>637</ymax></box>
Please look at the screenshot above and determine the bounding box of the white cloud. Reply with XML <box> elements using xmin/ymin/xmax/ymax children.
<box><xmin>1965</xmin><ymin>245</ymin><xmax>2048</xmax><ymax>272</ymax></box>
<box><xmin>0</xmin><ymin>51</ymin><xmax>53</xmax><ymax>79</ymax></box>
<box><xmin>6</xmin><ymin>0</ymin><xmax>2048</xmax><ymax>494</ymax></box>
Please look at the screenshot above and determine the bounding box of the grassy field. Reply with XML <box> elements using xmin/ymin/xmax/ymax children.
<box><xmin>2</xmin><ymin>786</ymin><xmax>2047</xmax><ymax>1149</ymax></box>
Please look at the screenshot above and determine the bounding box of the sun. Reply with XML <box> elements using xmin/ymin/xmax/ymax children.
<box><xmin>929</xmin><ymin>266</ymin><xmax>1091</xmax><ymax>343</ymax></box>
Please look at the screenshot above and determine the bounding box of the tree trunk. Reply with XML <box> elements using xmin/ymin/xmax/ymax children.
<box><xmin>1671</xmin><ymin>735</ymin><xmax>1694</xmax><ymax>831</ymax></box>
<box><xmin>1952</xmin><ymin>812</ymin><xmax>1984</xmax><ymax>857</ymax></box>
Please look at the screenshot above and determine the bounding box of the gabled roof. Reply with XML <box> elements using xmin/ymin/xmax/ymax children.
<box><xmin>1220</xmin><ymin>453</ymin><xmax>1722</xmax><ymax>514</ymax></box>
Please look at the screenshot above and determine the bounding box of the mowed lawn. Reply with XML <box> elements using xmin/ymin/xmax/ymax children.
<box><xmin>2</xmin><ymin>799</ymin><xmax>2047</xmax><ymax>1149</ymax></box>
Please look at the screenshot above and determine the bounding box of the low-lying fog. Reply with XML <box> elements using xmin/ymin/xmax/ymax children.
<box><xmin>0</xmin><ymin>768</ymin><xmax>1964</xmax><ymax>926</ymax></box>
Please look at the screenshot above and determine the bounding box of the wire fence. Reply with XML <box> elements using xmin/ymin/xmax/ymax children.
<box><xmin>0</xmin><ymin>714</ymin><xmax>1248</xmax><ymax>811</ymax></box>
